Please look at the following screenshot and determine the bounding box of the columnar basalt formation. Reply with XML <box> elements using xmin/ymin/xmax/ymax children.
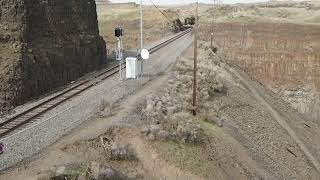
<box><xmin>0</xmin><ymin>0</ymin><xmax>106</xmax><ymax>111</ymax></box>
<box><xmin>200</xmin><ymin>22</ymin><xmax>320</xmax><ymax>119</ymax></box>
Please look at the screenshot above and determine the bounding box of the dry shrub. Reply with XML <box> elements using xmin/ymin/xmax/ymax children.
<box><xmin>168</xmin><ymin>112</ymin><xmax>205</xmax><ymax>144</ymax></box>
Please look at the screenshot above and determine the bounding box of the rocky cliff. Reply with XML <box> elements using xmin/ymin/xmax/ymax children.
<box><xmin>0</xmin><ymin>0</ymin><xmax>106</xmax><ymax>112</ymax></box>
<box><xmin>200</xmin><ymin>22</ymin><xmax>320</xmax><ymax>119</ymax></box>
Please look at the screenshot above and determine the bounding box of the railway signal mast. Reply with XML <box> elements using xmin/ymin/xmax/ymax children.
<box><xmin>115</xmin><ymin>26</ymin><xmax>124</xmax><ymax>80</ymax></box>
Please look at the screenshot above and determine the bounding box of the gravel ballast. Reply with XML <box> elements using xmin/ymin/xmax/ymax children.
<box><xmin>0</xmin><ymin>32</ymin><xmax>193</xmax><ymax>170</ymax></box>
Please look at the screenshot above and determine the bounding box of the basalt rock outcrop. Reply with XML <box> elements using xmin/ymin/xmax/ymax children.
<box><xmin>0</xmin><ymin>0</ymin><xmax>106</xmax><ymax>111</ymax></box>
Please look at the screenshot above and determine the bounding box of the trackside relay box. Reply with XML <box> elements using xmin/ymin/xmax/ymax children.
<box><xmin>126</xmin><ymin>57</ymin><xmax>141</xmax><ymax>79</ymax></box>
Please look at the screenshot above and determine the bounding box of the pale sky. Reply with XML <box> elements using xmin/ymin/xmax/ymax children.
<box><xmin>110</xmin><ymin>0</ymin><xmax>270</xmax><ymax>5</ymax></box>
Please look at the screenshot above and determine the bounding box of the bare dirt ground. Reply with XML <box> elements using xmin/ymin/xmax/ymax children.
<box><xmin>2</xmin><ymin>41</ymin><xmax>319</xmax><ymax>179</ymax></box>
<box><xmin>0</xmin><ymin>47</ymin><xmax>204</xmax><ymax>180</ymax></box>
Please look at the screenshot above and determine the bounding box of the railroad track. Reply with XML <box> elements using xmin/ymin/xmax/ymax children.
<box><xmin>0</xmin><ymin>29</ymin><xmax>192</xmax><ymax>139</ymax></box>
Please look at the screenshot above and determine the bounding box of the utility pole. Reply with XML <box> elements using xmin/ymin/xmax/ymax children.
<box><xmin>140</xmin><ymin>0</ymin><xmax>144</xmax><ymax>76</ymax></box>
<box><xmin>192</xmin><ymin>1</ymin><xmax>198</xmax><ymax>116</ymax></box>
<box><xmin>210</xmin><ymin>0</ymin><xmax>216</xmax><ymax>51</ymax></box>
<box><xmin>211</xmin><ymin>32</ymin><xmax>213</xmax><ymax>50</ymax></box>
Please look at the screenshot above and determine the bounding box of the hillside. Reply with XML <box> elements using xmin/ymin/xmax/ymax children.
<box><xmin>97</xmin><ymin>4</ymin><xmax>176</xmax><ymax>54</ymax></box>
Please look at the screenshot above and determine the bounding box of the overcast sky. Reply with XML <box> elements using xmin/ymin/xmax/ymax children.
<box><xmin>110</xmin><ymin>0</ymin><xmax>270</xmax><ymax>5</ymax></box>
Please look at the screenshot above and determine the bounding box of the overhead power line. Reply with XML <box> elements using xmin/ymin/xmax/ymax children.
<box><xmin>148</xmin><ymin>0</ymin><xmax>174</xmax><ymax>24</ymax></box>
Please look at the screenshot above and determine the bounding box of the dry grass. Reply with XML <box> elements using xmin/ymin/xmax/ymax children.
<box><xmin>97</xmin><ymin>5</ymin><xmax>174</xmax><ymax>53</ymax></box>
<box><xmin>200</xmin><ymin>4</ymin><xmax>320</xmax><ymax>25</ymax></box>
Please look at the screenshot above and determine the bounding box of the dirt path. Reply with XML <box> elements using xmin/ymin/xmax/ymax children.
<box><xmin>0</xmin><ymin>49</ymin><xmax>203</xmax><ymax>180</ymax></box>
<box><xmin>0</xmin><ymin>45</ymin><xmax>274</xmax><ymax>180</ymax></box>
<box><xmin>2</xmin><ymin>42</ymin><xmax>319</xmax><ymax>180</ymax></box>
<box><xmin>131</xmin><ymin>137</ymin><xmax>204</xmax><ymax>180</ymax></box>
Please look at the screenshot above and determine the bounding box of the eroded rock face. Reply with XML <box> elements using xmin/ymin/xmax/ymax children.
<box><xmin>0</xmin><ymin>0</ymin><xmax>106</xmax><ymax>111</ymax></box>
<box><xmin>200</xmin><ymin>22</ymin><xmax>320</xmax><ymax>119</ymax></box>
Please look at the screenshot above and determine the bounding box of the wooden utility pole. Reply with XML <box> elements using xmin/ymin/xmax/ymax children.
<box><xmin>210</xmin><ymin>32</ymin><xmax>213</xmax><ymax>50</ymax></box>
<box><xmin>192</xmin><ymin>1</ymin><xmax>198</xmax><ymax>116</ymax></box>
<box><xmin>210</xmin><ymin>0</ymin><xmax>216</xmax><ymax>51</ymax></box>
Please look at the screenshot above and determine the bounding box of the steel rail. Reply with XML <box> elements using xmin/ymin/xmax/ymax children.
<box><xmin>0</xmin><ymin>29</ymin><xmax>192</xmax><ymax>139</ymax></box>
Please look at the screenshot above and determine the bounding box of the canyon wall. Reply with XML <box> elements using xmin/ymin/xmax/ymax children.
<box><xmin>200</xmin><ymin>22</ymin><xmax>320</xmax><ymax>119</ymax></box>
<box><xmin>0</xmin><ymin>0</ymin><xmax>106</xmax><ymax>112</ymax></box>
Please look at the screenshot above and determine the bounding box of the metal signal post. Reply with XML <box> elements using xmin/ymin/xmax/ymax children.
<box><xmin>140</xmin><ymin>0</ymin><xmax>144</xmax><ymax>76</ymax></box>
<box><xmin>115</xmin><ymin>26</ymin><xmax>124</xmax><ymax>80</ymax></box>
<box><xmin>117</xmin><ymin>37</ymin><xmax>123</xmax><ymax>80</ymax></box>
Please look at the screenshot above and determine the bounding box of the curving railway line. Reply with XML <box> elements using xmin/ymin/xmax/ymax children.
<box><xmin>0</xmin><ymin>29</ymin><xmax>192</xmax><ymax>139</ymax></box>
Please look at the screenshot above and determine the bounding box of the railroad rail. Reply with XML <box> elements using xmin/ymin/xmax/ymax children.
<box><xmin>0</xmin><ymin>29</ymin><xmax>192</xmax><ymax>139</ymax></box>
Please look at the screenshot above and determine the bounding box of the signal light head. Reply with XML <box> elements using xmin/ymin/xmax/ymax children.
<box><xmin>0</xmin><ymin>142</ymin><xmax>4</xmax><ymax>154</ymax></box>
<box><xmin>115</xmin><ymin>27</ymin><xmax>124</xmax><ymax>37</ymax></box>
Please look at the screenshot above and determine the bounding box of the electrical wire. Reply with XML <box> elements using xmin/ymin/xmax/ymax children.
<box><xmin>148</xmin><ymin>0</ymin><xmax>175</xmax><ymax>24</ymax></box>
<box><xmin>152</xmin><ymin>0</ymin><xmax>181</xmax><ymax>18</ymax></box>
